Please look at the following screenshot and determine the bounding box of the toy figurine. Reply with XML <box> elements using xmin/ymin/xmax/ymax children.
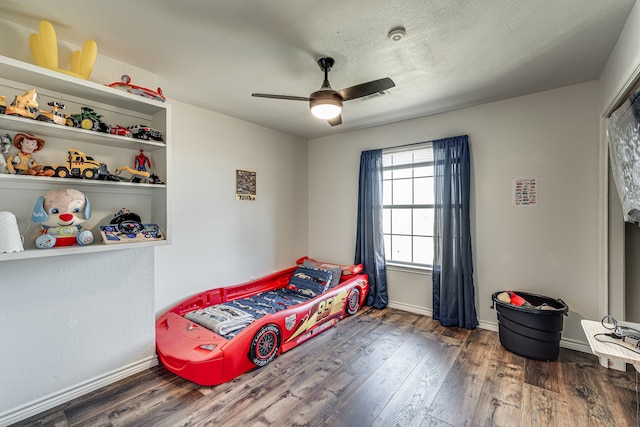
<box><xmin>6</xmin><ymin>133</ymin><xmax>54</xmax><ymax>176</ymax></box>
<box><xmin>135</xmin><ymin>149</ymin><xmax>151</xmax><ymax>171</ymax></box>
<box><xmin>0</xmin><ymin>134</ymin><xmax>11</xmax><ymax>173</ymax></box>
<box><xmin>0</xmin><ymin>134</ymin><xmax>11</xmax><ymax>154</ymax></box>
<box><xmin>35</xmin><ymin>101</ymin><xmax>67</xmax><ymax>126</ymax></box>
<box><xmin>31</xmin><ymin>188</ymin><xmax>94</xmax><ymax>249</ymax></box>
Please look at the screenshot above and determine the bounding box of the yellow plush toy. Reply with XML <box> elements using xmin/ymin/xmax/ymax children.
<box><xmin>29</xmin><ymin>20</ymin><xmax>97</xmax><ymax>80</ymax></box>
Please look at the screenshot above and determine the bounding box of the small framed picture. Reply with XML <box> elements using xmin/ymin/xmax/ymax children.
<box><xmin>513</xmin><ymin>176</ymin><xmax>538</xmax><ymax>207</ymax></box>
<box><xmin>236</xmin><ymin>169</ymin><xmax>256</xmax><ymax>201</ymax></box>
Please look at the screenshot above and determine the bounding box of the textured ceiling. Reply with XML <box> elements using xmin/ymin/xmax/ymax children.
<box><xmin>0</xmin><ymin>0</ymin><xmax>636</xmax><ymax>139</ymax></box>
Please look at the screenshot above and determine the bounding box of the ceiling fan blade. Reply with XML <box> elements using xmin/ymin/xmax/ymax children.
<box><xmin>338</xmin><ymin>77</ymin><xmax>395</xmax><ymax>101</ymax></box>
<box><xmin>328</xmin><ymin>114</ymin><xmax>342</xmax><ymax>126</ymax></box>
<box><xmin>251</xmin><ymin>93</ymin><xmax>310</xmax><ymax>101</ymax></box>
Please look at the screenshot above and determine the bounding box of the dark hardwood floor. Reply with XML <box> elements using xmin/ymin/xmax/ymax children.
<box><xmin>14</xmin><ymin>307</ymin><xmax>639</xmax><ymax>426</ymax></box>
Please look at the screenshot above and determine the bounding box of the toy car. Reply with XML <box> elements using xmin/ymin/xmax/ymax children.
<box><xmin>156</xmin><ymin>257</ymin><xmax>368</xmax><ymax>386</ymax></box>
<box><xmin>128</xmin><ymin>124</ymin><xmax>164</xmax><ymax>142</ymax></box>
<box><xmin>107</xmin><ymin>75</ymin><xmax>166</xmax><ymax>102</ymax></box>
<box><xmin>66</xmin><ymin>107</ymin><xmax>110</xmax><ymax>133</ymax></box>
<box><xmin>109</xmin><ymin>125</ymin><xmax>133</xmax><ymax>138</ymax></box>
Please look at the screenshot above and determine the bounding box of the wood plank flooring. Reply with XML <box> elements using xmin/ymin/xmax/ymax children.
<box><xmin>14</xmin><ymin>307</ymin><xmax>639</xmax><ymax>427</ymax></box>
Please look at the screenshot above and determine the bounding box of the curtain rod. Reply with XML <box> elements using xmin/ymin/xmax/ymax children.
<box><xmin>383</xmin><ymin>140</ymin><xmax>433</xmax><ymax>153</ymax></box>
<box><xmin>383</xmin><ymin>134</ymin><xmax>468</xmax><ymax>153</ymax></box>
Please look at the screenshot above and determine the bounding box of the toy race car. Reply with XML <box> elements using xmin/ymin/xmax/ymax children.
<box><xmin>156</xmin><ymin>257</ymin><xmax>368</xmax><ymax>386</ymax></box>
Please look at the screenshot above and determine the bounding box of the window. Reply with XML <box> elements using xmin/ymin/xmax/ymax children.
<box><xmin>382</xmin><ymin>143</ymin><xmax>434</xmax><ymax>268</ymax></box>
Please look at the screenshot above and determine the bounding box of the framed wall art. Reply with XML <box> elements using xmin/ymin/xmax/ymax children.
<box><xmin>513</xmin><ymin>176</ymin><xmax>538</xmax><ymax>207</ymax></box>
<box><xmin>236</xmin><ymin>169</ymin><xmax>257</xmax><ymax>201</ymax></box>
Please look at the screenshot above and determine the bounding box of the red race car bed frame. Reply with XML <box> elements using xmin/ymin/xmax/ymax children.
<box><xmin>156</xmin><ymin>257</ymin><xmax>369</xmax><ymax>386</ymax></box>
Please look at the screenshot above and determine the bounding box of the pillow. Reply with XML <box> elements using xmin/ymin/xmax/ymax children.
<box><xmin>299</xmin><ymin>257</ymin><xmax>364</xmax><ymax>277</ymax></box>
<box><xmin>303</xmin><ymin>259</ymin><xmax>341</xmax><ymax>288</ymax></box>
<box><xmin>288</xmin><ymin>266</ymin><xmax>332</xmax><ymax>298</ymax></box>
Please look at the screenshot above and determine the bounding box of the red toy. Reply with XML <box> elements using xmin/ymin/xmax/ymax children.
<box><xmin>134</xmin><ymin>149</ymin><xmax>151</xmax><ymax>171</ymax></box>
<box><xmin>107</xmin><ymin>75</ymin><xmax>166</xmax><ymax>102</ymax></box>
<box><xmin>110</xmin><ymin>125</ymin><xmax>133</xmax><ymax>138</ymax></box>
<box><xmin>156</xmin><ymin>257</ymin><xmax>368</xmax><ymax>386</ymax></box>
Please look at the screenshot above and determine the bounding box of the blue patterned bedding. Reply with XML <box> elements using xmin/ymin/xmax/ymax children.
<box><xmin>184</xmin><ymin>266</ymin><xmax>334</xmax><ymax>339</ymax></box>
<box><xmin>185</xmin><ymin>288</ymin><xmax>310</xmax><ymax>339</ymax></box>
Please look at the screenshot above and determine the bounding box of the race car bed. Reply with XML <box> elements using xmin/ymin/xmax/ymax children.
<box><xmin>156</xmin><ymin>257</ymin><xmax>369</xmax><ymax>386</ymax></box>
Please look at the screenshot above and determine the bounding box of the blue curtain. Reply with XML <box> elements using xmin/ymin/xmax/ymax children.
<box><xmin>355</xmin><ymin>149</ymin><xmax>388</xmax><ymax>309</ymax></box>
<box><xmin>432</xmin><ymin>135</ymin><xmax>478</xmax><ymax>329</ymax></box>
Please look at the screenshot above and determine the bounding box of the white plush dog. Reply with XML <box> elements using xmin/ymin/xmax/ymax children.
<box><xmin>31</xmin><ymin>188</ymin><xmax>94</xmax><ymax>249</ymax></box>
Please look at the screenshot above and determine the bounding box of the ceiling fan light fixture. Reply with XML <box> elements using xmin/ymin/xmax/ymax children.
<box><xmin>310</xmin><ymin>97</ymin><xmax>342</xmax><ymax>120</ymax></box>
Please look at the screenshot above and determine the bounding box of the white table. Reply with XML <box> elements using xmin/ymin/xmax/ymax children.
<box><xmin>582</xmin><ymin>319</ymin><xmax>640</xmax><ymax>371</ymax></box>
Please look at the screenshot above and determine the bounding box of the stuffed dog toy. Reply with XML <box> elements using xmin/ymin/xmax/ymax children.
<box><xmin>31</xmin><ymin>188</ymin><xmax>94</xmax><ymax>249</ymax></box>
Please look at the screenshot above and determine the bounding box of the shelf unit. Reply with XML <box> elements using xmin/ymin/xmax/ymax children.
<box><xmin>0</xmin><ymin>55</ymin><xmax>170</xmax><ymax>261</ymax></box>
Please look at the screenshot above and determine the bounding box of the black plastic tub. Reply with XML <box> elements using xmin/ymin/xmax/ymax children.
<box><xmin>491</xmin><ymin>291</ymin><xmax>568</xmax><ymax>361</ymax></box>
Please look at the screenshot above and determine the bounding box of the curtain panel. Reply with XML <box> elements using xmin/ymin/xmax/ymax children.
<box><xmin>355</xmin><ymin>149</ymin><xmax>388</xmax><ymax>309</ymax></box>
<box><xmin>432</xmin><ymin>135</ymin><xmax>478</xmax><ymax>329</ymax></box>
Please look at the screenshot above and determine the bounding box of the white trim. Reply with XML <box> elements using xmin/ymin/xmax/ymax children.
<box><xmin>559</xmin><ymin>337</ymin><xmax>593</xmax><ymax>354</ymax></box>
<box><xmin>478</xmin><ymin>319</ymin><xmax>498</xmax><ymax>332</ymax></box>
<box><xmin>602</xmin><ymin>60</ymin><xmax>640</xmax><ymax>118</ymax></box>
<box><xmin>388</xmin><ymin>300</ymin><xmax>432</xmax><ymax>317</ymax></box>
<box><xmin>386</xmin><ymin>264</ymin><xmax>432</xmax><ymax>275</ymax></box>
<box><xmin>479</xmin><ymin>319</ymin><xmax>591</xmax><ymax>353</ymax></box>
<box><xmin>389</xmin><ymin>304</ymin><xmax>594</xmax><ymax>355</ymax></box>
<box><xmin>0</xmin><ymin>356</ymin><xmax>158</xmax><ymax>427</ymax></box>
<box><xmin>599</xmin><ymin>117</ymin><xmax>609</xmax><ymax>319</ymax></box>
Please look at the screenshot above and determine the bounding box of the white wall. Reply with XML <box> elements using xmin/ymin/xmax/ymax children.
<box><xmin>154</xmin><ymin>100</ymin><xmax>308</xmax><ymax>313</ymax></box>
<box><xmin>308</xmin><ymin>81</ymin><xmax>601</xmax><ymax>345</ymax></box>
<box><xmin>0</xmin><ymin>249</ymin><xmax>156</xmax><ymax>423</ymax></box>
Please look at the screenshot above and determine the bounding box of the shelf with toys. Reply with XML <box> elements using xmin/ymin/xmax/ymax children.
<box><xmin>0</xmin><ymin>54</ymin><xmax>170</xmax><ymax>261</ymax></box>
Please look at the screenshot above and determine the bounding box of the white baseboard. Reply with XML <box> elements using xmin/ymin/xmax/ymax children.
<box><xmin>478</xmin><ymin>319</ymin><xmax>498</xmax><ymax>332</ymax></box>
<box><xmin>388</xmin><ymin>302</ymin><xmax>593</xmax><ymax>355</ymax></box>
<box><xmin>388</xmin><ymin>301</ymin><xmax>432</xmax><ymax>317</ymax></box>
<box><xmin>0</xmin><ymin>356</ymin><xmax>158</xmax><ymax>427</ymax></box>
